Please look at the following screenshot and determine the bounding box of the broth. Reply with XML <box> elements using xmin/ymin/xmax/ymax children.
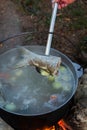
<box><xmin>0</xmin><ymin>54</ymin><xmax>75</xmax><ymax>115</ymax></box>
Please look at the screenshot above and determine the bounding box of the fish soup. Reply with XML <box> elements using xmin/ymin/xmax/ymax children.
<box><xmin>0</xmin><ymin>54</ymin><xmax>75</xmax><ymax>115</ymax></box>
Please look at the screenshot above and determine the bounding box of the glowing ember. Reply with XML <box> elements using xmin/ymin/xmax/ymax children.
<box><xmin>36</xmin><ymin>126</ymin><xmax>55</xmax><ymax>130</ymax></box>
<box><xmin>36</xmin><ymin>119</ymin><xmax>72</xmax><ymax>130</ymax></box>
<box><xmin>42</xmin><ymin>126</ymin><xmax>55</xmax><ymax>130</ymax></box>
<box><xmin>58</xmin><ymin>119</ymin><xmax>72</xmax><ymax>130</ymax></box>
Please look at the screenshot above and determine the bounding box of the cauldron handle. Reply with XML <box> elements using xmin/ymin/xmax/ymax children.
<box><xmin>72</xmin><ymin>62</ymin><xmax>83</xmax><ymax>78</ymax></box>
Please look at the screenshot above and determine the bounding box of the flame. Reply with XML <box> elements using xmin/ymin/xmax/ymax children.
<box><xmin>36</xmin><ymin>119</ymin><xmax>72</xmax><ymax>130</ymax></box>
<box><xmin>58</xmin><ymin>119</ymin><xmax>72</xmax><ymax>130</ymax></box>
<box><xmin>36</xmin><ymin>125</ymin><xmax>55</xmax><ymax>130</ymax></box>
<box><xmin>42</xmin><ymin>125</ymin><xmax>55</xmax><ymax>130</ymax></box>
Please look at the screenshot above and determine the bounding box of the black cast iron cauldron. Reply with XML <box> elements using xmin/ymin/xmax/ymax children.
<box><xmin>0</xmin><ymin>32</ymin><xmax>83</xmax><ymax>130</ymax></box>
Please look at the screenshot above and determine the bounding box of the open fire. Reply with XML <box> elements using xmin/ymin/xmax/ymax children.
<box><xmin>35</xmin><ymin>119</ymin><xmax>72</xmax><ymax>130</ymax></box>
<box><xmin>0</xmin><ymin>118</ymin><xmax>73</xmax><ymax>130</ymax></box>
<box><xmin>58</xmin><ymin>119</ymin><xmax>72</xmax><ymax>130</ymax></box>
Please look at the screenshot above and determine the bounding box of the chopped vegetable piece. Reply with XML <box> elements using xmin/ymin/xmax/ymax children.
<box><xmin>52</xmin><ymin>82</ymin><xmax>62</xmax><ymax>89</ymax></box>
<box><xmin>48</xmin><ymin>75</ymin><xmax>55</xmax><ymax>82</ymax></box>
<box><xmin>15</xmin><ymin>70</ymin><xmax>23</xmax><ymax>76</ymax></box>
<box><xmin>40</xmin><ymin>70</ymin><xmax>50</xmax><ymax>76</ymax></box>
<box><xmin>10</xmin><ymin>77</ymin><xmax>16</xmax><ymax>82</ymax></box>
<box><xmin>60</xmin><ymin>66</ymin><xmax>66</xmax><ymax>72</ymax></box>
<box><xmin>50</xmin><ymin>94</ymin><xmax>57</xmax><ymax>100</ymax></box>
<box><xmin>5</xmin><ymin>102</ymin><xmax>16</xmax><ymax>111</ymax></box>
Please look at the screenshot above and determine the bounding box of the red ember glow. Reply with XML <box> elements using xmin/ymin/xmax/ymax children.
<box><xmin>38</xmin><ymin>119</ymin><xmax>72</xmax><ymax>130</ymax></box>
<box><xmin>58</xmin><ymin>119</ymin><xmax>72</xmax><ymax>130</ymax></box>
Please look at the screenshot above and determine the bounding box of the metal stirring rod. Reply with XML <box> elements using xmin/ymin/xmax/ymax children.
<box><xmin>45</xmin><ymin>3</ymin><xmax>58</xmax><ymax>55</ymax></box>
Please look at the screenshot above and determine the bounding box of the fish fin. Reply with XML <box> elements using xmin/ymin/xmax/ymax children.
<box><xmin>17</xmin><ymin>46</ymin><xmax>37</xmax><ymax>59</ymax></box>
<box><xmin>17</xmin><ymin>46</ymin><xmax>30</xmax><ymax>56</ymax></box>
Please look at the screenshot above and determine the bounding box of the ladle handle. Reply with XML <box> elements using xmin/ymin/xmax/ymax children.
<box><xmin>45</xmin><ymin>3</ymin><xmax>58</xmax><ymax>55</ymax></box>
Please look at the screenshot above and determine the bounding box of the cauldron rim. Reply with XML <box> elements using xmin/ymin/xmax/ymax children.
<box><xmin>0</xmin><ymin>45</ymin><xmax>78</xmax><ymax>117</ymax></box>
